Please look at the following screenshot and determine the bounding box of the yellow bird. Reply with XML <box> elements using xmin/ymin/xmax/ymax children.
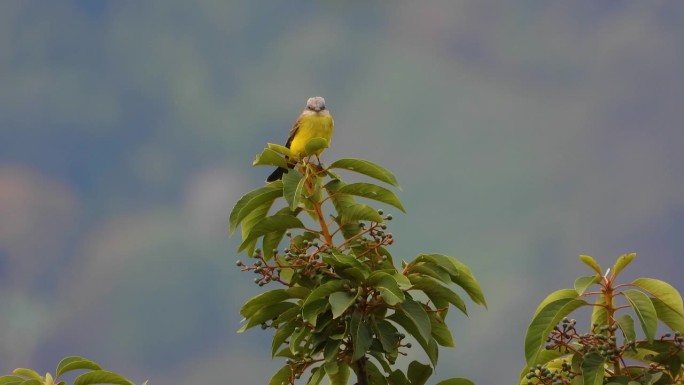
<box><xmin>266</xmin><ymin>96</ymin><xmax>334</xmax><ymax>182</ymax></box>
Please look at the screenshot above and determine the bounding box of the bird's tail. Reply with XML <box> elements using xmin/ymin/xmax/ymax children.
<box><xmin>266</xmin><ymin>167</ymin><xmax>288</xmax><ymax>182</ymax></box>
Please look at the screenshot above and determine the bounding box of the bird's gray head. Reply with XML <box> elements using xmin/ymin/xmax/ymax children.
<box><xmin>306</xmin><ymin>96</ymin><xmax>326</xmax><ymax>112</ymax></box>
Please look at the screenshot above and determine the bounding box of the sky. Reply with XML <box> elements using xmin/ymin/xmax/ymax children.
<box><xmin>1</xmin><ymin>2</ymin><xmax>683</xmax><ymax>384</ymax></box>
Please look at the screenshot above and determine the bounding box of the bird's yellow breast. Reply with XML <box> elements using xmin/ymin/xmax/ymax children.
<box><xmin>289</xmin><ymin>114</ymin><xmax>334</xmax><ymax>158</ymax></box>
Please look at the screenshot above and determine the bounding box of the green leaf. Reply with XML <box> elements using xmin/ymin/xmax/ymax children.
<box><xmin>579</xmin><ymin>255</ymin><xmax>602</xmax><ymax>275</ymax></box>
<box><xmin>434</xmin><ymin>379</ymin><xmax>476</xmax><ymax>385</ymax></box>
<box><xmin>56</xmin><ymin>356</ymin><xmax>102</xmax><ymax>377</ymax></box>
<box><xmin>651</xmin><ymin>297</ymin><xmax>684</xmax><ymax>333</ymax></box>
<box><xmin>632</xmin><ymin>278</ymin><xmax>684</xmax><ymax>318</ymax></box>
<box><xmin>372</xmin><ymin>319</ymin><xmax>399</xmax><ymax>353</ymax></box>
<box><xmin>304</xmin><ymin>137</ymin><xmax>329</xmax><ymax>156</ymax></box>
<box><xmin>327</xmin><ymin>362</ymin><xmax>350</xmax><ymax>385</ymax></box>
<box><xmin>0</xmin><ymin>376</ymin><xmax>24</xmax><ymax>385</ymax></box>
<box><xmin>408</xmin><ymin>264</ymin><xmax>452</xmax><ymax>284</ymax></box>
<box><xmin>289</xmin><ymin>326</ymin><xmax>311</xmax><ymax>355</ymax></box>
<box><xmin>253</xmin><ymin>148</ymin><xmax>289</xmax><ymax>168</ymax></box>
<box><xmin>591</xmin><ymin>294</ymin><xmax>609</xmax><ymax>328</ymax></box>
<box><xmin>272</xmin><ymin>322</ymin><xmax>297</xmax><ymax>357</ymax></box>
<box><xmin>350</xmin><ymin>312</ymin><xmax>373</xmax><ymax>361</ymax></box>
<box><xmin>339</xmin><ymin>203</ymin><xmax>384</xmax><ymax>224</ymax></box>
<box><xmin>525</xmin><ymin>298</ymin><xmax>588</xmax><ymax>365</ymax></box>
<box><xmin>368</xmin><ymin>273</ymin><xmax>405</xmax><ymax>306</ymax></box>
<box><xmin>10</xmin><ymin>370</ymin><xmax>40</xmax><ymax>381</ymax></box>
<box><xmin>283</xmin><ymin>169</ymin><xmax>305</xmax><ymax>210</ymax></box>
<box><xmin>365</xmin><ymin>361</ymin><xmax>389</xmax><ymax>385</ymax></box>
<box><xmin>302</xmin><ymin>281</ymin><xmax>347</xmax><ymax>325</ymax></box>
<box><xmin>580</xmin><ymin>352</ymin><xmax>606</xmax><ymax>385</ymax></box>
<box><xmin>533</xmin><ymin>289</ymin><xmax>580</xmax><ymax>318</ymax></box>
<box><xmin>237</xmin><ymin>302</ymin><xmax>297</xmax><ymax>333</ymax></box>
<box><xmin>329</xmin><ymin>158</ymin><xmax>400</xmax><ymax>187</ymax></box>
<box><xmin>229</xmin><ymin>182</ymin><xmax>283</xmax><ymax>235</ymax></box>
<box><xmin>18</xmin><ymin>381</ymin><xmax>41</xmax><ymax>385</ymax></box>
<box><xmin>336</xmin><ymin>183</ymin><xmax>405</xmax><ymax>213</ymax></box>
<box><xmin>268</xmin><ymin>365</ymin><xmax>292</xmax><ymax>385</ymax></box>
<box><xmin>306</xmin><ymin>367</ymin><xmax>325</xmax><ymax>385</ymax></box>
<box><xmin>407</xmin><ymin>361</ymin><xmax>432</xmax><ymax>385</ymax></box>
<box><xmin>428</xmin><ymin>313</ymin><xmax>454</xmax><ymax>347</ymax></box>
<box><xmin>574</xmin><ymin>275</ymin><xmax>600</xmax><ymax>295</ymax></box>
<box><xmin>73</xmin><ymin>371</ymin><xmax>134</xmax><ymax>385</ymax></box>
<box><xmin>239</xmin><ymin>198</ymin><xmax>274</xmax><ymax>255</ymax></box>
<box><xmin>388</xmin><ymin>370</ymin><xmax>409</xmax><ymax>385</ymax></box>
<box><xmin>394</xmin><ymin>297</ymin><xmax>431</xmax><ymax>343</ymax></box>
<box><xmin>238</xmin><ymin>214</ymin><xmax>305</xmax><ymax>252</ymax></box>
<box><xmin>615</xmin><ymin>314</ymin><xmax>636</xmax><ymax>344</ymax></box>
<box><xmin>324</xmin><ymin>340</ymin><xmax>342</xmax><ymax>363</ymax></box>
<box><xmin>408</xmin><ymin>276</ymin><xmax>467</xmax><ymax>315</ymax></box>
<box><xmin>623</xmin><ymin>289</ymin><xmax>658</xmax><ymax>342</ymax></box>
<box><xmin>329</xmin><ymin>291</ymin><xmax>358</xmax><ymax>319</ymax></box>
<box><xmin>612</xmin><ymin>253</ymin><xmax>636</xmax><ymax>277</ymax></box>
<box><xmin>267</xmin><ymin>142</ymin><xmax>294</xmax><ymax>158</ymax></box>
<box><xmin>240</xmin><ymin>287</ymin><xmax>308</xmax><ymax>318</ymax></box>
<box><xmin>419</xmin><ymin>254</ymin><xmax>486</xmax><ymax>308</ymax></box>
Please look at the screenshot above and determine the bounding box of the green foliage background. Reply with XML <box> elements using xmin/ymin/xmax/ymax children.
<box><xmin>1</xmin><ymin>2</ymin><xmax>683</xmax><ymax>384</ymax></box>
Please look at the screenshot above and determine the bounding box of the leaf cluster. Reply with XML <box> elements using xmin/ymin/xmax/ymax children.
<box><xmin>522</xmin><ymin>254</ymin><xmax>684</xmax><ymax>385</ymax></box>
<box><xmin>0</xmin><ymin>356</ymin><xmax>147</xmax><ymax>385</ymax></box>
<box><xmin>230</xmin><ymin>143</ymin><xmax>486</xmax><ymax>385</ymax></box>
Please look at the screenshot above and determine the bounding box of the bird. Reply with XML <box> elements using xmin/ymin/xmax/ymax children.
<box><xmin>266</xmin><ymin>96</ymin><xmax>335</xmax><ymax>182</ymax></box>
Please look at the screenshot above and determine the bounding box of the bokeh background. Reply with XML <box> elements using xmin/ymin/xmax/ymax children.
<box><xmin>1</xmin><ymin>1</ymin><xmax>683</xmax><ymax>384</ymax></box>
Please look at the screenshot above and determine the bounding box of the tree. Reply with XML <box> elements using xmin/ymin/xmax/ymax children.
<box><xmin>230</xmin><ymin>139</ymin><xmax>486</xmax><ymax>385</ymax></box>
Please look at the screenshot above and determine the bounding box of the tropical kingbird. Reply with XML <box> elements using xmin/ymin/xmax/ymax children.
<box><xmin>266</xmin><ymin>96</ymin><xmax>334</xmax><ymax>182</ymax></box>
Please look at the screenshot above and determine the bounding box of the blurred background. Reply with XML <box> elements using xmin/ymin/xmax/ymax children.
<box><xmin>1</xmin><ymin>1</ymin><xmax>683</xmax><ymax>384</ymax></box>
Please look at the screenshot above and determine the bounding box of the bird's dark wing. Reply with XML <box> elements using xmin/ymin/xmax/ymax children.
<box><xmin>284</xmin><ymin>116</ymin><xmax>302</xmax><ymax>148</ymax></box>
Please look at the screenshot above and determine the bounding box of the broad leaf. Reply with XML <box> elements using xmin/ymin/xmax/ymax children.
<box><xmin>407</xmin><ymin>361</ymin><xmax>432</xmax><ymax>385</ymax></box>
<box><xmin>253</xmin><ymin>148</ymin><xmax>289</xmax><ymax>168</ymax></box>
<box><xmin>350</xmin><ymin>312</ymin><xmax>373</xmax><ymax>361</ymax></box>
<box><xmin>272</xmin><ymin>322</ymin><xmax>297</xmax><ymax>357</ymax></box>
<box><xmin>73</xmin><ymin>371</ymin><xmax>134</xmax><ymax>385</ymax></box>
<box><xmin>307</xmin><ymin>367</ymin><xmax>325</xmax><ymax>385</ymax></box>
<box><xmin>327</xmin><ymin>362</ymin><xmax>350</xmax><ymax>385</ymax></box>
<box><xmin>632</xmin><ymin>278</ymin><xmax>684</xmax><ymax>318</ymax></box>
<box><xmin>238</xmin><ymin>214</ymin><xmax>305</xmax><ymax>251</ymax></box>
<box><xmin>615</xmin><ymin>314</ymin><xmax>636</xmax><ymax>344</ymax></box>
<box><xmin>388</xmin><ymin>310</ymin><xmax>438</xmax><ymax>366</ymax></box>
<box><xmin>56</xmin><ymin>356</ymin><xmax>102</xmax><ymax>377</ymax></box>
<box><xmin>339</xmin><ymin>203</ymin><xmax>384</xmax><ymax>224</ymax></box>
<box><xmin>422</xmin><ymin>254</ymin><xmax>486</xmax><ymax>307</ymax></box>
<box><xmin>268</xmin><ymin>365</ymin><xmax>291</xmax><ymax>385</ymax></box>
<box><xmin>525</xmin><ymin>298</ymin><xmax>588</xmax><ymax>365</ymax></box>
<box><xmin>240</xmin><ymin>287</ymin><xmax>309</xmax><ymax>318</ymax></box>
<box><xmin>239</xmin><ymin>198</ymin><xmax>274</xmax><ymax>255</ymax></box>
<box><xmin>429</xmin><ymin>312</ymin><xmax>454</xmax><ymax>347</ymax></box>
<box><xmin>408</xmin><ymin>276</ymin><xmax>467</xmax><ymax>315</ymax></box>
<box><xmin>329</xmin><ymin>291</ymin><xmax>358</xmax><ymax>319</ymax></box>
<box><xmin>329</xmin><ymin>158</ymin><xmax>400</xmax><ymax>187</ymax></box>
<box><xmin>533</xmin><ymin>289</ymin><xmax>579</xmax><ymax>318</ymax></box>
<box><xmin>591</xmin><ymin>294</ymin><xmax>609</xmax><ymax>328</ymax></box>
<box><xmin>237</xmin><ymin>302</ymin><xmax>297</xmax><ymax>333</ymax></box>
<box><xmin>368</xmin><ymin>273</ymin><xmax>405</xmax><ymax>306</ymax></box>
<box><xmin>579</xmin><ymin>255</ymin><xmax>602</xmax><ymax>275</ymax></box>
<box><xmin>10</xmin><ymin>370</ymin><xmax>40</xmax><ymax>381</ymax></box>
<box><xmin>365</xmin><ymin>360</ymin><xmax>389</xmax><ymax>385</ymax></box>
<box><xmin>574</xmin><ymin>275</ymin><xmax>600</xmax><ymax>295</ymax></box>
<box><xmin>651</xmin><ymin>297</ymin><xmax>684</xmax><ymax>333</ymax></box>
<box><xmin>612</xmin><ymin>253</ymin><xmax>636</xmax><ymax>277</ymax></box>
<box><xmin>336</xmin><ymin>183</ymin><xmax>405</xmax><ymax>213</ymax></box>
<box><xmin>373</xmin><ymin>318</ymin><xmax>399</xmax><ymax>353</ymax></box>
<box><xmin>623</xmin><ymin>289</ymin><xmax>658</xmax><ymax>342</ymax></box>
<box><xmin>302</xmin><ymin>280</ymin><xmax>347</xmax><ymax>325</ymax></box>
<box><xmin>580</xmin><ymin>352</ymin><xmax>606</xmax><ymax>385</ymax></box>
<box><xmin>394</xmin><ymin>297</ymin><xmax>431</xmax><ymax>343</ymax></box>
<box><xmin>0</xmin><ymin>376</ymin><xmax>24</xmax><ymax>385</ymax></box>
<box><xmin>304</xmin><ymin>137</ymin><xmax>329</xmax><ymax>156</ymax></box>
<box><xmin>283</xmin><ymin>169</ymin><xmax>305</xmax><ymax>210</ymax></box>
<box><xmin>267</xmin><ymin>142</ymin><xmax>294</xmax><ymax>158</ymax></box>
<box><xmin>434</xmin><ymin>379</ymin><xmax>476</xmax><ymax>385</ymax></box>
<box><xmin>18</xmin><ymin>380</ymin><xmax>41</xmax><ymax>385</ymax></box>
<box><xmin>229</xmin><ymin>182</ymin><xmax>282</xmax><ymax>235</ymax></box>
